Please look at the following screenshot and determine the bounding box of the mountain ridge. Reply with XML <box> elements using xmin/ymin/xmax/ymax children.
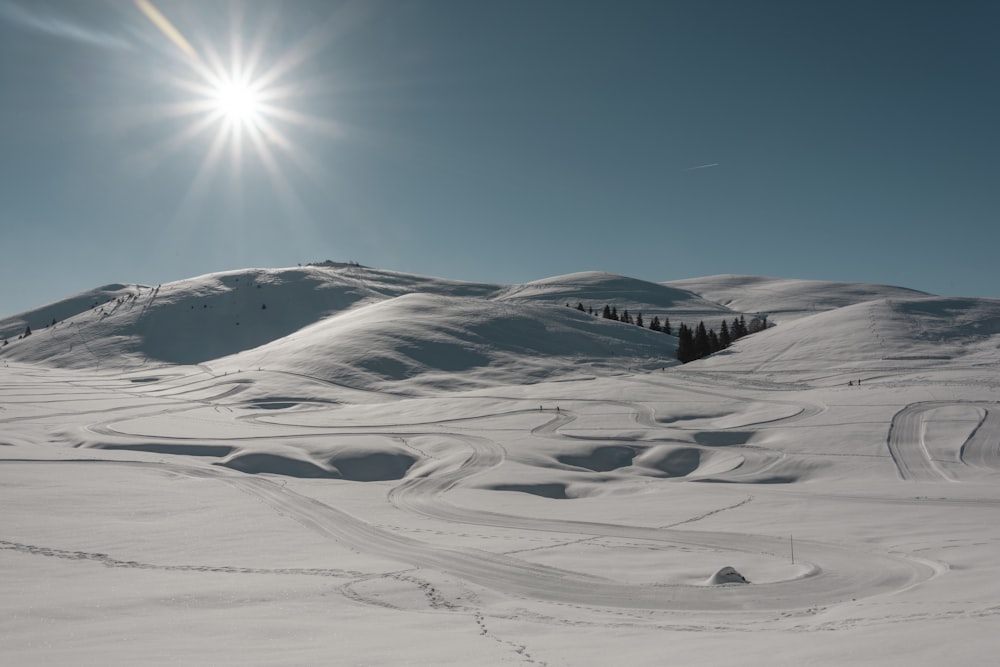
<box><xmin>3</xmin><ymin>265</ymin><xmax>994</xmax><ymax>390</ymax></box>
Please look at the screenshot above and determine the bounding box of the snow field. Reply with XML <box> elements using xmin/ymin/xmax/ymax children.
<box><xmin>2</xmin><ymin>268</ymin><xmax>1000</xmax><ymax>665</ymax></box>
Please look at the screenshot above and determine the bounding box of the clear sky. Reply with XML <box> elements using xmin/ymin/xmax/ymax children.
<box><xmin>1</xmin><ymin>0</ymin><xmax>997</xmax><ymax>317</ymax></box>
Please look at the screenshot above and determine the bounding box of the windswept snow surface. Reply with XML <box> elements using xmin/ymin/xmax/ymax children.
<box><xmin>2</xmin><ymin>267</ymin><xmax>1000</xmax><ymax>666</ymax></box>
<box><xmin>665</xmin><ymin>274</ymin><xmax>930</xmax><ymax>323</ymax></box>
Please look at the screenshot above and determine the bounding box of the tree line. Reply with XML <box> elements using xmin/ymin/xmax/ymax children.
<box><xmin>568</xmin><ymin>302</ymin><xmax>768</xmax><ymax>363</ymax></box>
<box><xmin>675</xmin><ymin>315</ymin><xmax>766</xmax><ymax>362</ymax></box>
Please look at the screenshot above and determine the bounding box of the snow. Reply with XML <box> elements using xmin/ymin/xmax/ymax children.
<box><xmin>2</xmin><ymin>266</ymin><xmax>1000</xmax><ymax>665</ymax></box>
<box><xmin>664</xmin><ymin>274</ymin><xmax>931</xmax><ymax>323</ymax></box>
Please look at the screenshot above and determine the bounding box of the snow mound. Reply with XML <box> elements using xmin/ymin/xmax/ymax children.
<box><xmin>556</xmin><ymin>445</ymin><xmax>636</xmax><ymax>472</ymax></box>
<box><xmin>491</xmin><ymin>483</ymin><xmax>570</xmax><ymax>499</ymax></box>
<box><xmin>216</xmin><ymin>452</ymin><xmax>336</xmax><ymax>478</ymax></box>
<box><xmin>707</xmin><ymin>566</ymin><xmax>750</xmax><ymax>585</ymax></box>
<box><xmin>216</xmin><ymin>449</ymin><xmax>417</xmax><ymax>481</ymax></box>
<box><xmin>632</xmin><ymin>445</ymin><xmax>744</xmax><ymax>478</ymax></box>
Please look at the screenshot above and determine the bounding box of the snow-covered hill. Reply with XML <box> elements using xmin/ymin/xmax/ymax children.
<box><xmin>687</xmin><ymin>295</ymin><xmax>1000</xmax><ymax>377</ymax></box>
<box><xmin>215</xmin><ymin>292</ymin><xmax>676</xmax><ymax>392</ymax></box>
<box><xmin>498</xmin><ymin>271</ymin><xmax>736</xmax><ymax>322</ymax></box>
<box><xmin>665</xmin><ymin>274</ymin><xmax>929</xmax><ymax>323</ymax></box>
<box><xmin>3</xmin><ymin>264</ymin><xmax>1000</xmax><ymax>666</ymax></box>
<box><xmin>4</xmin><ymin>266</ymin><xmax>997</xmax><ymax>390</ymax></box>
<box><xmin>0</xmin><ymin>266</ymin><xmax>727</xmax><ymax>379</ymax></box>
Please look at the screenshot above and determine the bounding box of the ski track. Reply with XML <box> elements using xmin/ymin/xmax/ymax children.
<box><xmin>0</xmin><ymin>539</ymin><xmax>365</xmax><ymax>578</ymax></box>
<box><xmin>886</xmin><ymin>401</ymin><xmax>1000</xmax><ymax>480</ymax></box>
<box><xmin>1</xmin><ymin>372</ymin><xmax>939</xmax><ymax>614</ymax></box>
<box><xmin>1</xmin><ymin>454</ymin><xmax>932</xmax><ymax>613</ymax></box>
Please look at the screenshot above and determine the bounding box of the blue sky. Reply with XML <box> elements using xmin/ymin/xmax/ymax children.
<box><xmin>1</xmin><ymin>0</ymin><xmax>997</xmax><ymax>317</ymax></box>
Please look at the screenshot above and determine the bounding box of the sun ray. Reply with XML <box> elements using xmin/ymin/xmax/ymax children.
<box><xmin>128</xmin><ymin>0</ymin><xmax>366</xmax><ymax>247</ymax></box>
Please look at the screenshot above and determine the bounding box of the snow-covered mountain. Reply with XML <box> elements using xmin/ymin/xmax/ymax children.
<box><xmin>0</xmin><ymin>266</ymin><xmax>736</xmax><ymax>382</ymax></box>
<box><xmin>4</xmin><ymin>265</ymin><xmax>969</xmax><ymax>385</ymax></box>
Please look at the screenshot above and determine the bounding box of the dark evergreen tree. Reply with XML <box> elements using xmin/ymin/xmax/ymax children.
<box><xmin>603</xmin><ymin>305</ymin><xmax>613</xmax><ymax>319</ymax></box>
<box><xmin>676</xmin><ymin>323</ymin><xmax>696</xmax><ymax>363</ymax></box>
<box><xmin>719</xmin><ymin>320</ymin><xmax>732</xmax><ymax>348</ymax></box>
<box><xmin>576</xmin><ymin>302</ymin><xmax>585</xmax><ymax>312</ymax></box>
<box><xmin>649</xmin><ymin>316</ymin><xmax>661</xmax><ymax>332</ymax></box>
<box><xmin>23</xmin><ymin>325</ymin><xmax>31</xmax><ymax>338</ymax></box>
<box><xmin>622</xmin><ymin>309</ymin><xmax>632</xmax><ymax>324</ymax></box>
<box><xmin>732</xmin><ymin>315</ymin><xmax>748</xmax><ymax>339</ymax></box>
<box><xmin>663</xmin><ymin>317</ymin><xmax>672</xmax><ymax>335</ymax></box>
<box><xmin>635</xmin><ymin>313</ymin><xmax>644</xmax><ymax>328</ymax></box>
<box><xmin>708</xmin><ymin>329</ymin><xmax>721</xmax><ymax>353</ymax></box>
<box><xmin>694</xmin><ymin>321</ymin><xmax>710</xmax><ymax>359</ymax></box>
<box><xmin>610</xmin><ymin>306</ymin><xmax>619</xmax><ymax>321</ymax></box>
<box><xmin>588</xmin><ymin>306</ymin><xmax>594</xmax><ymax>315</ymax></box>
<box><xmin>748</xmin><ymin>314</ymin><xmax>768</xmax><ymax>334</ymax></box>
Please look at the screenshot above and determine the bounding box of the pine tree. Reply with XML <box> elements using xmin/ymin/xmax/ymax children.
<box><xmin>663</xmin><ymin>317</ymin><xmax>672</xmax><ymax>335</ymax></box>
<box><xmin>676</xmin><ymin>323</ymin><xmax>696</xmax><ymax>363</ymax></box>
<box><xmin>603</xmin><ymin>305</ymin><xmax>613</xmax><ymax>319</ymax></box>
<box><xmin>708</xmin><ymin>329</ymin><xmax>720</xmax><ymax>353</ymax></box>
<box><xmin>732</xmin><ymin>315</ymin><xmax>748</xmax><ymax>339</ymax></box>
<box><xmin>622</xmin><ymin>309</ymin><xmax>631</xmax><ymax>324</ymax></box>
<box><xmin>694</xmin><ymin>321</ymin><xmax>710</xmax><ymax>359</ymax></box>
<box><xmin>719</xmin><ymin>320</ymin><xmax>732</xmax><ymax>348</ymax></box>
<box><xmin>610</xmin><ymin>306</ymin><xmax>619</xmax><ymax>321</ymax></box>
<box><xmin>635</xmin><ymin>313</ymin><xmax>644</xmax><ymax>327</ymax></box>
<box><xmin>23</xmin><ymin>325</ymin><xmax>31</xmax><ymax>338</ymax></box>
<box><xmin>576</xmin><ymin>302</ymin><xmax>585</xmax><ymax>312</ymax></box>
<box><xmin>649</xmin><ymin>316</ymin><xmax>661</xmax><ymax>332</ymax></box>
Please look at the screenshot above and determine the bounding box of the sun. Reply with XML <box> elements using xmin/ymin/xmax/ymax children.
<box><xmin>211</xmin><ymin>78</ymin><xmax>261</xmax><ymax>126</ymax></box>
<box><xmin>132</xmin><ymin>0</ymin><xmax>345</xmax><ymax>217</ymax></box>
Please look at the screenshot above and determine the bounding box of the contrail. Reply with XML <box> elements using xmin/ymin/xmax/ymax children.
<box><xmin>0</xmin><ymin>1</ymin><xmax>131</xmax><ymax>50</ymax></box>
<box><xmin>134</xmin><ymin>0</ymin><xmax>198</xmax><ymax>62</ymax></box>
<box><xmin>682</xmin><ymin>163</ymin><xmax>720</xmax><ymax>171</ymax></box>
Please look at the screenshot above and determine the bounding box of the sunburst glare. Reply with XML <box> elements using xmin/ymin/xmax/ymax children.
<box><xmin>212</xmin><ymin>78</ymin><xmax>261</xmax><ymax>126</ymax></box>
<box><xmin>132</xmin><ymin>0</ymin><xmax>343</xmax><ymax>210</ymax></box>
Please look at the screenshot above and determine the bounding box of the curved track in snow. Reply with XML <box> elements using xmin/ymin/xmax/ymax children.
<box><xmin>886</xmin><ymin>401</ymin><xmax>1000</xmax><ymax>480</ymax></box>
<box><xmin>1</xmin><ymin>368</ymin><xmax>937</xmax><ymax>613</ymax></box>
<box><xmin>386</xmin><ymin>425</ymin><xmax>933</xmax><ymax>611</ymax></box>
<box><xmin>1</xmin><ymin>454</ymin><xmax>933</xmax><ymax>612</ymax></box>
<box><xmin>960</xmin><ymin>406</ymin><xmax>1000</xmax><ymax>471</ymax></box>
